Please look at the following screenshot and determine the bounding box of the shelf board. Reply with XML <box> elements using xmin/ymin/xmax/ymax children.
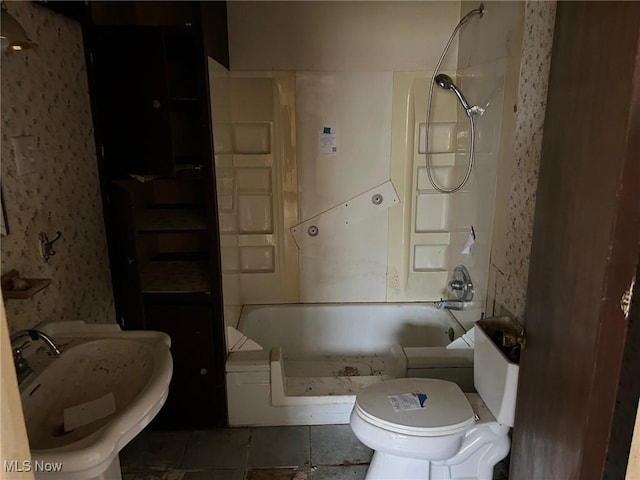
<box><xmin>136</xmin><ymin>208</ymin><xmax>207</xmax><ymax>232</ymax></box>
<box><xmin>170</xmin><ymin>96</ymin><xmax>199</xmax><ymax>104</ymax></box>
<box><xmin>140</xmin><ymin>260</ymin><xmax>210</xmax><ymax>293</ymax></box>
<box><xmin>1</xmin><ymin>270</ymin><xmax>51</xmax><ymax>300</ymax></box>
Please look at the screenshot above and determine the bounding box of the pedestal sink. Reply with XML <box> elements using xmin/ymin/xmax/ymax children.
<box><xmin>17</xmin><ymin>322</ymin><xmax>173</xmax><ymax>480</ymax></box>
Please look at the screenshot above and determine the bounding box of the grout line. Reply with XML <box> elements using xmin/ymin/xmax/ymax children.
<box><xmin>176</xmin><ymin>430</ymin><xmax>193</xmax><ymax>470</ymax></box>
<box><xmin>244</xmin><ymin>427</ymin><xmax>253</xmax><ymax>479</ymax></box>
<box><xmin>307</xmin><ymin>425</ymin><xmax>313</xmax><ymax>469</ymax></box>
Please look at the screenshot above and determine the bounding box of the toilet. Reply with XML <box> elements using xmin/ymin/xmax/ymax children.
<box><xmin>350</xmin><ymin>320</ymin><xmax>519</xmax><ymax>480</ymax></box>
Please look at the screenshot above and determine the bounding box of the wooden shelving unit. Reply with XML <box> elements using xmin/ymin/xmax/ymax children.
<box><xmin>83</xmin><ymin>1</ymin><xmax>230</xmax><ymax>428</ymax></box>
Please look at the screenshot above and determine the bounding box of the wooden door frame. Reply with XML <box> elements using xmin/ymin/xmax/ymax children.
<box><xmin>510</xmin><ymin>2</ymin><xmax>640</xmax><ymax>479</ymax></box>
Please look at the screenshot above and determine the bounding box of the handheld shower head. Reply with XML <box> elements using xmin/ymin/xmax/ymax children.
<box><xmin>434</xmin><ymin>73</ymin><xmax>454</xmax><ymax>90</ymax></box>
<box><xmin>434</xmin><ymin>74</ymin><xmax>473</xmax><ymax>115</ymax></box>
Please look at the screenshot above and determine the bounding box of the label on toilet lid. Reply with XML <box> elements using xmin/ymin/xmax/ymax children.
<box><xmin>388</xmin><ymin>392</ymin><xmax>428</xmax><ymax>412</ymax></box>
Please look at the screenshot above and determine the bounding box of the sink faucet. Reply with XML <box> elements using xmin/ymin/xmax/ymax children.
<box><xmin>436</xmin><ymin>299</ymin><xmax>465</xmax><ymax>310</ymax></box>
<box><xmin>10</xmin><ymin>330</ymin><xmax>62</xmax><ymax>385</ymax></box>
<box><xmin>11</xmin><ymin>329</ymin><xmax>62</xmax><ymax>356</ymax></box>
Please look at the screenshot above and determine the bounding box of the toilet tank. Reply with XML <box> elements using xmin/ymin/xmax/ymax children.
<box><xmin>474</xmin><ymin>317</ymin><xmax>522</xmax><ymax>427</ymax></box>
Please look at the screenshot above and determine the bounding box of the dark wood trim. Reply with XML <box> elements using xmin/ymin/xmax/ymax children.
<box><xmin>200</xmin><ymin>1</ymin><xmax>230</xmax><ymax>69</ymax></box>
<box><xmin>510</xmin><ymin>2</ymin><xmax>640</xmax><ymax>478</ymax></box>
<box><xmin>581</xmin><ymin>12</ymin><xmax>640</xmax><ymax>475</ymax></box>
<box><xmin>604</xmin><ymin>257</ymin><xmax>640</xmax><ymax>478</ymax></box>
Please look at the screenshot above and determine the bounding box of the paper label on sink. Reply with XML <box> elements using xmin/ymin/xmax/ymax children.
<box><xmin>388</xmin><ymin>392</ymin><xmax>428</xmax><ymax>412</ymax></box>
<box><xmin>63</xmin><ymin>392</ymin><xmax>116</xmax><ymax>433</ymax></box>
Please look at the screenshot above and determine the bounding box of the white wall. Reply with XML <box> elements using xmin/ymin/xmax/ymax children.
<box><xmin>228</xmin><ymin>1</ymin><xmax>461</xmax><ymax>72</ymax></box>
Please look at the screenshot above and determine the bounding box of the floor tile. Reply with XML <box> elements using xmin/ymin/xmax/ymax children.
<box><xmin>183</xmin><ymin>470</ymin><xmax>245</xmax><ymax>480</ymax></box>
<box><xmin>120</xmin><ymin>430</ymin><xmax>190</xmax><ymax>472</ymax></box>
<box><xmin>122</xmin><ymin>473</ymin><xmax>167</xmax><ymax>480</ymax></box>
<box><xmin>310</xmin><ymin>425</ymin><xmax>372</xmax><ymax>466</ymax></box>
<box><xmin>181</xmin><ymin>428</ymin><xmax>251</xmax><ymax>469</ymax></box>
<box><xmin>248</xmin><ymin>426</ymin><xmax>310</xmax><ymax>468</ymax></box>
<box><xmin>493</xmin><ymin>456</ymin><xmax>510</xmax><ymax>479</ymax></box>
<box><xmin>311</xmin><ymin>465</ymin><xmax>368</xmax><ymax>480</ymax></box>
<box><xmin>246</xmin><ymin>468</ymin><xmax>299</xmax><ymax>480</ymax></box>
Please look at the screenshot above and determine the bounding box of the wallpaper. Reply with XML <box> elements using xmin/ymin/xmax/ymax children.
<box><xmin>492</xmin><ymin>0</ymin><xmax>558</xmax><ymax>319</ymax></box>
<box><xmin>1</xmin><ymin>2</ymin><xmax>115</xmax><ymax>332</ymax></box>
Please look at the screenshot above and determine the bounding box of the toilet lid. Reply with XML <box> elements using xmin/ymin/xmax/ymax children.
<box><xmin>355</xmin><ymin>378</ymin><xmax>476</xmax><ymax>436</ymax></box>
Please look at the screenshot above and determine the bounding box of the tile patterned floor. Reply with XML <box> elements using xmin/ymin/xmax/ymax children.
<box><xmin>120</xmin><ymin>425</ymin><xmax>371</xmax><ymax>480</ymax></box>
<box><xmin>120</xmin><ymin>425</ymin><xmax>509</xmax><ymax>480</ymax></box>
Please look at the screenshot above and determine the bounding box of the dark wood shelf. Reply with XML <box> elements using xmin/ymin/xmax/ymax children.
<box><xmin>140</xmin><ymin>260</ymin><xmax>210</xmax><ymax>293</ymax></box>
<box><xmin>136</xmin><ymin>208</ymin><xmax>207</xmax><ymax>232</ymax></box>
<box><xmin>170</xmin><ymin>97</ymin><xmax>199</xmax><ymax>107</ymax></box>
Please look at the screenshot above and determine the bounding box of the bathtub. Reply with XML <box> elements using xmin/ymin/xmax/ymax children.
<box><xmin>226</xmin><ymin>303</ymin><xmax>474</xmax><ymax>426</ymax></box>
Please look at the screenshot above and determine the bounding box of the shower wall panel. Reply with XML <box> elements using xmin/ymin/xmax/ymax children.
<box><xmin>209</xmin><ymin>59</ymin><xmax>241</xmax><ymax>327</ymax></box>
<box><xmin>296</xmin><ymin>72</ymin><xmax>393</xmax><ymax>303</ymax></box>
<box><xmin>387</xmin><ymin>60</ymin><xmax>509</xmax><ymax>317</ymax></box>
<box><xmin>210</xmin><ymin>66</ymin><xmax>299</xmax><ymax>313</ymax></box>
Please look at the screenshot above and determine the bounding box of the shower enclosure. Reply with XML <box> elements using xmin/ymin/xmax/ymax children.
<box><xmin>214</xmin><ymin>0</ymin><xmax>527</xmax><ymax>422</ymax></box>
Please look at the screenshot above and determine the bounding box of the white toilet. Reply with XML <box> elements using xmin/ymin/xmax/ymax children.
<box><xmin>350</xmin><ymin>321</ymin><xmax>519</xmax><ymax>480</ymax></box>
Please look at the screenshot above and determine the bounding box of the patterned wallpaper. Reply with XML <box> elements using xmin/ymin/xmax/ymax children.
<box><xmin>492</xmin><ymin>0</ymin><xmax>557</xmax><ymax>319</ymax></box>
<box><xmin>1</xmin><ymin>2</ymin><xmax>115</xmax><ymax>332</ymax></box>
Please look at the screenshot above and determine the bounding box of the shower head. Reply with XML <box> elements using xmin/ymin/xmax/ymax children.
<box><xmin>434</xmin><ymin>74</ymin><xmax>473</xmax><ymax>115</ymax></box>
<box><xmin>434</xmin><ymin>73</ymin><xmax>454</xmax><ymax>90</ymax></box>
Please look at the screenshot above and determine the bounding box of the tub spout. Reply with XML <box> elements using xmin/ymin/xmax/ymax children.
<box><xmin>437</xmin><ymin>299</ymin><xmax>465</xmax><ymax>310</ymax></box>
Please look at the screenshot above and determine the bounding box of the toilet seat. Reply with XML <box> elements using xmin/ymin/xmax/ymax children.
<box><xmin>354</xmin><ymin>378</ymin><xmax>476</xmax><ymax>437</ymax></box>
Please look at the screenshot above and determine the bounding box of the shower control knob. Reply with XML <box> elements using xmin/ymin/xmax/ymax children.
<box><xmin>307</xmin><ymin>225</ymin><xmax>319</xmax><ymax>237</ymax></box>
<box><xmin>200</xmin><ymin>368</ymin><xmax>208</xmax><ymax>375</ymax></box>
<box><xmin>371</xmin><ymin>193</ymin><xmax>384</xmax><ymax>205</ymax></box>
<box><xmin>450</xmin><ymin>265</ymin><xmax>474</xmax><ymax>302</ymax></box>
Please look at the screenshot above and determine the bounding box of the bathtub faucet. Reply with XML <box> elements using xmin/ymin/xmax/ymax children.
<box><xmin>436</xmin><ymin>299</ymin><xmax>465</xmax><ymax>310</ymax></box>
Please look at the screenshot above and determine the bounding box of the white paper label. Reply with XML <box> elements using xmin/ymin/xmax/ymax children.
<box><xmin>461</xmin><ymin>230</ymin><xmax>475</xmax><ymax>255</ymax></box>
<box><xmin>63</xmin><ymin>392</ymin><xmax>116</xmax><ymax>432</ymax></box>
<box><xmin>388</xmin><ymin>392</ymin><xmax>428</xmax><ymax>412</ymax></box>
<box><xmin>319</xmin><ymin>131</ymin><xmax>337</xmax><ymax>156</ymax></box>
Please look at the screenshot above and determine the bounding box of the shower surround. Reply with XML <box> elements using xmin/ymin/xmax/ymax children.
<box><xmin>223</xmin><ymin>1</ymin><xmax>532</xmax><ymax>317</ymax></box>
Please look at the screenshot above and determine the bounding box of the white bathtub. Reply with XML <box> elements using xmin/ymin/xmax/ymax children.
<box><xmin>226</xmin><ymin>303</ymin><xmax>474</xmax><ymax>426</ymax></box>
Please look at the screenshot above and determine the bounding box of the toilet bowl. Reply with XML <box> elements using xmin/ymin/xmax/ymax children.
<box><xmin>350</xmin><ymin>320</ymin><xmax>520</xmax><ymax>480</ymax></box>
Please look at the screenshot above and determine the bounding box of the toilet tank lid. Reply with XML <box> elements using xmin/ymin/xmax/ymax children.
<box><xmin>355</xmin><ymin>378</ymin><xmax>475</xmax><ymax>436</ymax></box>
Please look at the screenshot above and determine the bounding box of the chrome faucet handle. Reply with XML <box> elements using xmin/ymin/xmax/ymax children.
<box><xmin>449</xmin><ymin>265</ymin><xmax>474</xmax><ymax>303</ymax></box>
<box><xmin>12</xmin><ymin>346</ymin><xmax>32</xmax><ymax>376</ymax></box>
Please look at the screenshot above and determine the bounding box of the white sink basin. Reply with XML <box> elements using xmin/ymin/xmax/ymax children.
<box><xmin>18</xmin><ymin>322</ymin><xmax>172</xmax><ymax>480</ymax></box>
